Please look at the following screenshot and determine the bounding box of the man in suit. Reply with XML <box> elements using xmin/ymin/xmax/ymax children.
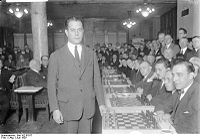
<box><xmin>176</xmin><ymin>37</ymin><xmax>195</xmax><ymax>61</ymax></box>
<box><xmin>147</xmin><ymin>58</ymin><xmax>170</xmax><ymax>101</ymax></box>
<box><xmin>40</xmin><ymin>55</ymin><xmax>49</xmax><ymax>81</ymax></box>
<box><xmin>155</xmin><ymin>60</ymin><xmax>200</xmax><ymax>133</ymax></box>
<box><xmin>152</xmin><ymin>70</ymin><xmax>174</xmax><ymax>108</ymax></box>
<box><xmin>25</xmin><ymin>59</ymin><xmax>47</xmax><ymax>88</ymax></box>
<box><xmin>0</xmin><ymin>59</ymin><xmax>16</xmax><ymax>125</ymax></box>
<box><xmin>130</xmin><ymin>57</ymin><xmax>143</xmax><ymax>85</ymax></box>
<box><xmin>189</xmin><ymin>57</ymin><xmax>200</xmax><ymax>83</ymax></box>
<box><xmin>157</xmin><ymin>32</ymin><xmax>165</xmax><ymax>50</ymax></box>
<box><xmin>134</xmin><ymin>61</ymin><xmax>154</xmax><ymax>95</ymax></box>
<box><xmin>176</xmin><ymin>27</ymin><xmax>187</xmax><ymax>44</ymax></box>
<box><xmin>192</xmin><ymin>36</ymin><xmax>200</xmax><ymax>57</ymax></box>
<box><xmin>161</xmin><ymin>34</ymin><xmax>180</xmax><ymax>57</ymax></box>
<box><xmin>47</xmin><ymin>17</ymin><xmax>106</xmax><ymax>134</ymax></box>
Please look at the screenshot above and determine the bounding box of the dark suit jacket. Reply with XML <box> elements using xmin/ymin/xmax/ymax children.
<box><xmin>151</xmin><ymin>90</ymin><xmax>172</xmax><ymax>109</ymax></box>
<box><xmin>161</xmin><ymin>43</ymin><xmax>180</xmax><ymax>57</ymax></box>
<box><xmin>176</xmin><ymin>48</ymin><xmax>196</xmax><ymax>61</ymax></box>
<box><xmin>47</xmin><ymin>44</ymin><xmax>105</xmax><ymax>121</ymax></box>
<box><xmin>40</xmin><ymin>65</ymin><xmax>48</xmax><ymax>81</ymax></box>
<box><xmin>109</xmin><ymin>59</ymin><xmax>120</xmax><ymax>69</ymax></box>
<box><xmin>134</xmin><ymin>70</ymin><xmax>154</xmax><ymax>95</ymax></box>
<box><xmin>148</xmin><ymin>79</ymin><xmax>166</xmax><ymax>97</ymax></box>
<box><xmin>0</xmin><ymin>68</ymin><xmax>13</xmax><ymax>91</ymax></box>
<box><xmin>130</xmin><ymin>69</ymin><xmax>143</xmax><ymax>85</ymax></box>
<box><xmin>25</xmin><ymin>69</ymin><xmax>47</xmax><ymax>88</ymax></box>
<box><xmin>161</xmin><ymin>82</ymin><xmax>200</xmax><ymax>133</ymax></box>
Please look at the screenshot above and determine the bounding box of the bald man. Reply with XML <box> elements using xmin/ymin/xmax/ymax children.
<box><xmin>24</xmin><ymin>59</ymin><xmax>46</xmax><ymax>88</ymax></box>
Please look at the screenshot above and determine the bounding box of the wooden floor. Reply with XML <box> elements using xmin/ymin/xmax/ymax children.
<box><xmin>0</xmin><ymin>99</ymin><xmax>102</xmax><ymax>134</ymax></box>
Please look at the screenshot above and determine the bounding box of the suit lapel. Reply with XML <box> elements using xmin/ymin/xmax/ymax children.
<box><xmin>80</xmin><ymin>46</ymin><xmax>92</xmax><ymax>77</ymax></box>
<box><xmin>178</xmin><ymin>82</ymin><xmax>195</xmax><ymax>109</ymax></box>
<box><xmin>64</xmin><ymin>45</ymin><xmax>81</xmax><ymax>74</ymax></box>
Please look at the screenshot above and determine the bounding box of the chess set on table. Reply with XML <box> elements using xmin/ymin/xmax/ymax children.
<box><xmin>102</xmin><ymin>109</ymin><xmax>176</xmax><ymax>134</ymax></box>
<box><xmin>109</xmin><ymin>96</ymin><xmax>143</xmax><ymax>107</ymax></box>
<box><xmin>108</xmin><ymin>80</ymin><xmax>129</xmax><ymax>86</ymax></box>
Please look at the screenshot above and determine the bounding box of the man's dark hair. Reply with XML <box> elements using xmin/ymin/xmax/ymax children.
<box><xmin>64</xmin><ymin>16</ymin><xmax>84</xmax><ymax>29</ymax></box>
<box><xmin>192</xmin><ymin>36</ymin><xmax>200</xmax><ymax>40</ymax></box>
<box><xmin>173</xmin><ymin>59</ymin><xmax>195</xmax><ymax>73</ymax></box>
<box><xmin>41</xmin><ymin>55</ymin><xmax>49</xmax><ymax>61</ymax></box>
<box><xmin>155</xmin><ymin>58</ymin><xmax>171</xmax><ymax>69</ymax></box>
<box><xmin>157</xmin><ymin>31</ymin><xmax>165</xmax><ymax>37</ymax></box>
<box><xmin>179</xmin><ymin>37</ymin><xmax>188</xmax><ymax>41</ymax></box>
<box><xmin>179</xmin><ymin>28</ymin><xmax>187</xmax><ymax>34</ymax></box>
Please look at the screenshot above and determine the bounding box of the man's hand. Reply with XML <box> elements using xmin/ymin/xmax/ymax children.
<box><xmin>122</xmin><ymin>73</ymin><xmax>126</xmax><ymax>78</ymax></box>
<box><xmin>146</xmin><ymin>94</ymin><xmax>152</xmax><ymax>101</ymax></box>
<box><xmin>163</xmin><ymin>114</ymin><xmax>172</xmax><ymax>124</ymax></box>
<box><xmin>99</xmin><ymin>105</ymin><xmax>107</xmax><ymax>116</ymax></box>
<box><xmin>154</xmin><ymin>110</ymin><xmax>164</xmax><ymax>122</ymax></box>
<box><xmin>136</xmin><ymin>87</ymin><xmax>143</xmax><ymax>94</ymax></box>
<box><xmin>127</xmin><ymin>79</ymin><xmax>132</xmax><ymax>85</ymax></box>
<box><xmin>53</xmin><ymin>110</ymin><xmax>64</xmax><ymax>124</ymax></box>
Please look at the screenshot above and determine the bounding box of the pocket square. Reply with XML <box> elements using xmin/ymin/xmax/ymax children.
<box><xmin>183</xmin><ymin>111</ymin><xmax>190</xmax><ymax>114</ymax></box>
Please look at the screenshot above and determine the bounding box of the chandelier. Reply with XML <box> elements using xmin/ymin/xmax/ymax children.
<box><xmin>122</xmin><ymin>11</ymin><xmax>136</xmax><ymax>29</ymax></box>
<box><xmin>8</xmin><ymin>3</ymin><xmax>29</xmax><ymax>19</ymax></box>
<box><xmin>136</xmin><ymin>3</ymin><xmax>155</xmax><ymax>17</ymax></box>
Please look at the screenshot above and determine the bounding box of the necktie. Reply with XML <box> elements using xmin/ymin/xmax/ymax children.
<box><xmin>75</xmin><ymin>45</ymin><xmax>80</xmax><ymax>63</ymax></box>
<box><xmin>171</xmin><ymin>90</ymin><xmax>184</xmax><ymax>122</ymax></box>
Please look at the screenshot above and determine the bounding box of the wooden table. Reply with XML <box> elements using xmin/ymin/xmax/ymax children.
<box><xmin>15</xmin><ymin>86</ymin><xmax>43</xmax><ymax>122</ymax></box>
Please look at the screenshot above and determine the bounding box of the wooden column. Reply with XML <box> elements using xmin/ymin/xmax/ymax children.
<box><xmin>31</xmin><ymin>2</ymin><xmax>48</xmax><ymax>61</ymax></box>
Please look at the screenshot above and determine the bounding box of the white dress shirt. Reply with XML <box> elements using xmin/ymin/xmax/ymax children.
<box><xmin>181</xmin><ymin>47</ymin><xmax>187</xmax><ymax>55</ymax></box>
<box><xmin>166</xmin><ymin>44</ymin><xmax>171</xmax><ymax>49</ymax></box>
<box><xmin>180</xmin><ymin>82</ymin><xmax>193</xmax><ymax>100</ymax></box>
<box><xmin>67</xmin><ymin>42</ymin><xmax>82</xmax><ymax>59</ymax></box>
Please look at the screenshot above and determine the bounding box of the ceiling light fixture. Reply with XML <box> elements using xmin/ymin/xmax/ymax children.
<box><xmin>8</xmin><ymin>3</ymin><xmax>29</xmax><ymax>19</ymax></box>
<box><xmin>122</xmin><ymin>11</ymin><xmax>136</xmax><ymax>29</ymax></box>
<box><xmin>136</xmin><ymin>2</ymin><xmax>155</xmax><ymax>17</ymax></box>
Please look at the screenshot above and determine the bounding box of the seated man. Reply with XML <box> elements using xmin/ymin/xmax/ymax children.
<box><xmin>155</xmin><ymin>60</ymin><xmax>200</xmax><ymax>133</ymax></box>
<box><xmin>25</xmin><ymin>59</ymin><xmax>47</xmax><ymax>88</ymax></box>
<box><xmin>40</xmin><ymin>55</ymin><xmax>49</xmax><ymax>81</ymax></box>
<box><xmin>151</xmin><ymin>70</ymin><xmax>175</xmax><ymax>108</ymax></box>
<box><xmin>134</xmin><ymin>61</ymin><xmax>154</xmax><ymax>95</ymax></box>
<box><xmin>0</xmin><ymin>59</ymin><xmax>16</xmax><ymax>125</ymax></box>
<box><xmin>109</xmin><ymin>54</ymin><xmax>120</xmax><ymax>69</ymax></box>
<box><xmin>147</xmin><ymin>58</ymin><xmax>170</xmax><ymax>101</ymax></box>
<box><xmin>189</xmin><ymin>57</ymin><xmax>200</xmax><ymax>83</ymax></box>
<box><xmin>129</xmin><ymin>58</ymin><xmax>143</xmax><ymax>85</ymax></box>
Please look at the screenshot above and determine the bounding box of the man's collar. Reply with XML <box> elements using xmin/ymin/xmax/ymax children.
<box><xmin>183</xmin><ymin>81</ymin><xmax>193</xmax><ymax>94</ymax></box>
<box><xmin>31</xmin><ymin>68</ymin><xmax>39</xmax><ymax>73</ymax></box>
<box><xmin>166</xmin><ymin>43</ymin><xmax>171</xmax><ymax>48</ymax></box>
<box><xmin>67</xmin><ymin>41</ymin><xmax>81</xmax><ymax>48</ymax></box>
<box><xmin>181</xmin><ymin>47</ymin><xmax>187</xmax><ymax>54</ymax></box>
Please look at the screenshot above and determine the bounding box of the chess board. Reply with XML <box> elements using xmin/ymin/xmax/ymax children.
<box><xmin>109</xmin><ymin>97</ymin><xmax>142</xmax><ymax>107</ymax></box>
<box><xmin>109</xmin><ymin>80</ymin><xmax>128</xmax><ymax>85</ymax></box>
<box><xmin>106</xmin><ymin>77</ymin><xmax>123</xmax><ymax>81</ymax></box>
<box><xmin>110</xmin><ymin>86</ymin><xmax>133</xmax><ymax>93</ymax></box>
<box><xmin>103</xmin><ymin>111</ymin><xmax>159</xmax><ymax>130</ymax></box>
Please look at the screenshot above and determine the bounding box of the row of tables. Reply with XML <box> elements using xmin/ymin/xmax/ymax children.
<box><xmin>101</xmin><ymin>67</ymin><xmax>176</xmax><ymax>134</ymax></box>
